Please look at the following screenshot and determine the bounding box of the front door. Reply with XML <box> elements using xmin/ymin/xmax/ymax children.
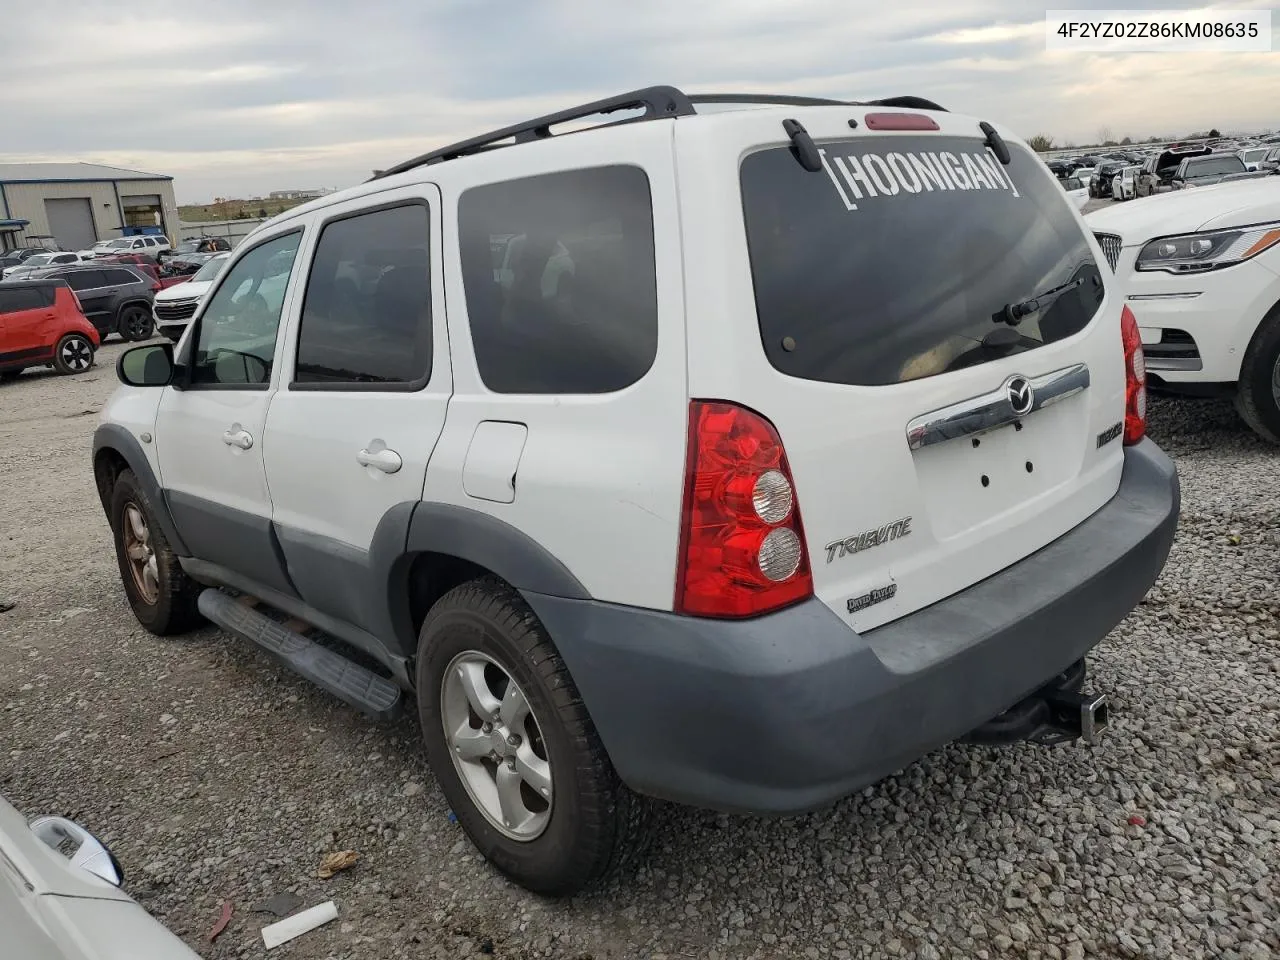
<box><xmin>0</xmin><ymin>286</ymin><xmax>55</xmax><ymax>365</ymax></box>
<box><xmin>154</xmin><ymin>227</ymin><xmax>307</xmax><ymax>596</ymax></box>
<box><xmin>263</xmin><ymin>189</ymin><xmax>449</xmax><ymax>639</ymax></box>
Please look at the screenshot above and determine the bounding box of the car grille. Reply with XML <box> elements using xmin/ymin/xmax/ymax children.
<box><xmin>154</xmin><ymin>297</ymin><xmax>200</xmax><ymax>322</ymax></box>
<box><xmin>1094</xmin><ymin>232</ymin><xmax>1122</xmax><ymax>271</ymax></box>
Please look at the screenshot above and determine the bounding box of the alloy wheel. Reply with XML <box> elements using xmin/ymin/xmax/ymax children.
<box><xmin>61</xmin><ymin>337</ymin><xmax>92</xmax><ymax>372</ymax></box>
<box><xmin>441</xmin><ymin>651</ymin><xmax>553</xmax><ymax>841</ymax></box>
<box><xmin>122</xmin><ymin>503</ymin><xmax>159</xmax><ymax>604</ymax></box>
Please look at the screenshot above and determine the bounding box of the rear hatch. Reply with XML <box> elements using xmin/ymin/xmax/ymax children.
<box><xmin>676</xmin><ymin>108</ymin><xmax>1128</xmax><ymax>630</ymax></box>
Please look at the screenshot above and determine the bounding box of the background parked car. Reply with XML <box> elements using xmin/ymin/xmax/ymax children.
<box><xmin>26</xmin><ymin>263</ymin><xmax>159</xmax><ymax>342</ymax></box>
<box><xmin>97</xmin><ymin>252</ymin><xmax>190</xmax><ymax>289</ymax></box>
<box><xmin>1087</xmin><ymin>176</ymin><xmax>1280</xmax><ymax>442</ymax></box>
<box><xmin>1</xmin><ymin>251</ymin><xmax>85</xmax><ymax>279</ymax></box>
<box><xmin>0</xmin><ymin>279</ymin><xmax>99</xmax><ymax>378</ymax></box>
<box><xmin>1090</xmin><ymin>161</ymin><xmax>1125</xmax><ymax>198</ymax></box>
<box><xmin>1169</xmin><ymin>153</ymin><xmax>1267</xmax><ymax>190</ymax></box>
<box><xmin>160</xmin><ymin>236</ymin><xmax>231</xmax><ymax>264</ymax></box>
<box><xmin>1256</xmin><ymin>146</ymin><xmax>1280</xmax><ymax>173</ymax></box>
<box><xmin>1239</xmin><ymin>147</ymin><xmax>1271</xmax><ymax>171</ymax></box>
<box><xmin>84</xmin><ymin>235</ymin><xmax>171</xmax><ymax>262</ymax></box>
<box><xmin>1113</xmin><ymin>164</ymin><xmax>1141</xmax><ymax>201</ymax></box>
<box><xmin>152</xmin><ymin>250</ymin><xmax>228</xmax><ymax>341</ymax></box>
<box><xmin>0</xmin><ymin>245</ymin><xmax>56</xmax><ymax>272</ymax></box>
<box><xmin>1060</xmin><ymin>175</ymin><xmax>1090</xmax><ymax>209</ymax></box>
<box><xmin>1137</xmin><ymin>145</ymin><xmax>1213</xmax><ymax>197</ymax></box>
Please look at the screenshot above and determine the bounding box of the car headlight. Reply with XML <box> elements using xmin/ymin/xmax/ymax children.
<box><xmin>1136</xmin><ymin>222</ymin><xmax>1280</xmax><ymax>274</ymax></box>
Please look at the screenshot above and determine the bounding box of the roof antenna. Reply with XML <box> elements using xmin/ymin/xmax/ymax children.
<box><xmin>782</xmin><ymin>119</ymin><xmax>823</xmax><ymax>172</ymax></box>
<box><xmin>981</xmin><ymin>121</ymin><xmax>1011</xmax><ymax>165</ymax></box>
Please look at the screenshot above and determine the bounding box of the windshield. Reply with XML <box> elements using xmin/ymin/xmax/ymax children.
<box><xmin>191</xmin><ymin>254</ymin><xmax>229</xmax><ymax>282</ymax></box>
<box><xmin>1187</xmin><ymin>157</ymin><xmax>1246</xmax><ymax>177</ymax></box>
<box><xmin>175</xmin><ymin>240</ymin><xmax>200</xmax><ymax>253</ymax></box>
<box><xmin>741</xmin><ymin>136</ymin><xmax>1103</xmax><ymax>386</ymax></box>
<box><xmin>25</xmin><ymin>253</ymin><xmax>53</xmax><ymax>265</ymax></box>
<box><xmin>107</xmin><ymin>238</ymin><xmax>133</xmax><ymax>249</ymax></box>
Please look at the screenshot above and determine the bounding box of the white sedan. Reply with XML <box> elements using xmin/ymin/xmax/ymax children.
<box><xmin>1</xmin><ymin>794</ymin><xmax>199</xmax><ymax>958</ymax></box>
<box><xmin>1086</xmin><ymin>178</ymin><xmax>1280</xmax><ymax>442</ymax></box>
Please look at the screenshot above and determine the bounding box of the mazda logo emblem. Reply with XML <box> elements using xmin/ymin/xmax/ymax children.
<box><xmin>1006</xmin><ymin>376</ymin><xmax>1034</xmax><ymax>416</ymax></box>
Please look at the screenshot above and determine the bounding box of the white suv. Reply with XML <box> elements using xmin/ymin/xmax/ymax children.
<box><xmin>92</xmin><ymin>87</ymin><xmax>1180</xmax><ymax>895</ymax></box>
<box><xmin>1087</xmin><ymin>177</ymin><xmax>1280</xmax><ymax>441</ymax></box>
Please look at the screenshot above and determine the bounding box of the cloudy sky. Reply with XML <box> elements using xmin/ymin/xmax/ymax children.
<box><xmin>2</xmin><ymin>0</ymin><xmax>1276</xmax><ymax>202</ymax></box>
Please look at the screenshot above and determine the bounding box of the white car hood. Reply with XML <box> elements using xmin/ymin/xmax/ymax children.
<box><xmin>154</xmin><ymin>279</ymin><xmax>213</xmax><ymax>303</ymax></box>
<box><xmin>1087</xmin><ymin>178</ymin><xmax>1280</xmax><ymax>243</ymax></box>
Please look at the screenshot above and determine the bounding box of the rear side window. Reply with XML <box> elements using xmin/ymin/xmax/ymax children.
<box><xmin>62</xmin><ymin>270</ymin><xmax>106</xmax><ymax>291</ymax></box>
<box><xmin>295</xmin><ymin>203</ymin><xmax>432</xmax><ymax>388</ymax></box>
<box><xmin>104</xmin><ymin>268</ymin><xmax>140</xmax><ymax>285</ymax></box>
<box><xmin>458</xmin><ymin>165</ymin><xmax>658</xmax><ymax>394</ymax></box>
<box><xmin>0</xmin><ymin>286</ymin><xmax>51</xmax><ymax>313</ymax></box>
<box><xmin>740</xmin><ymin>136</ymin><xmax>1104</xmax><ymax>386</ymax></box>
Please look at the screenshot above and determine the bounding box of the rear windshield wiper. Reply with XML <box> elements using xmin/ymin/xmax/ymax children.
<box><xmin>994</xmin><ymin>277</ymin><xmax>1084</xmax><ymax>326</ymax></box>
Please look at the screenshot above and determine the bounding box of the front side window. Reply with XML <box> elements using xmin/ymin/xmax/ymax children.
<box><xmin>459</xmin><ymin>165</ymin><xmax>658</xmax><ymax>394</ymax></box>
<box><xmin>0</xmin><ymin>286</ymin><xmax>49</xmax><ymax>313</ymax></box>
<box><xmin>190</xmin><ymin>232</ymin><xmax>302</xmax><ymax>387</ymax></box>
<box><xmin>294</xmin><ymin>204</ymin><xmax>432</xmax><ymax>387</ymax></box>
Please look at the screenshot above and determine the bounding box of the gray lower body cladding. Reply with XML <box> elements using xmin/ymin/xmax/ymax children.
<box><xmin>523</xmin><ymin>439</ymin><xmax>1180</xmax><ymax>815</ymax></box>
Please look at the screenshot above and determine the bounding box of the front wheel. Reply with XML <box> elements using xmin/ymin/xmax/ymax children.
<box><xmin>52</xmin><ymin>334</ymin><xmax>94</xmax><ymax>375</ymax></box>
<box><xmin>416</xmin><ymin>578</ymin><xmax>649</xmax><ymax>896</ymax></box>
<box><xmin>118</xmin><ymin>305</ymin><xmax>154</xmax><ymax>342</ymax></box>
<box><xmin>1235</xmin><ymin>305</ymin><xmax>1280</xmax><ymax>444</ymax></box>
<box><xmin>109</xmin><ymin>469</ymin><xmax>204</xmax><ymax>634</ymax></box>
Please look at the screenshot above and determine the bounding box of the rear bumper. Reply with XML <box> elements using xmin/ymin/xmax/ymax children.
<box><xmin>526</xmin><ymin>439</ymin><xmax>1179</xmax><ymax>815</ymax></box>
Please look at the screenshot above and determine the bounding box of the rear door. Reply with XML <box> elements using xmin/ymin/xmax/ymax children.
<box><xmin>263</xmin><ymin>187</ymin><xmax>449</xmax><ymax>636</ymax></box>
<box><xmin>678</xmin><ymin>109</ymin><xmax>1127</xmax><ymax>631</ymax></box>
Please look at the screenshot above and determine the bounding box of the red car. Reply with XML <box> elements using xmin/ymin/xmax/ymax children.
<box><xmin>95</xmin><ymin>253</ymin><xmax>189</xmax><ymax>290</ymax></box>
<box><xmin>0</xmin><ymin>279</ymin><xmax>101</xmax><ymax>380</ymax></box>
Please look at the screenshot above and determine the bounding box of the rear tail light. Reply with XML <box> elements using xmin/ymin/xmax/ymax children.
<box><xmin>1121</xmin><ymin>305</ymin><xmax>1146</xmax><ymax>445</ymax></box>
<box><xmin>675</xmin><ymin>401</ymin><xmax>813</xmax><ymax>618</ymax></box>
<box><xmin>151</xmin><ymin>281</ymin><xmax>162</xmax><ymax>293</ymax></box>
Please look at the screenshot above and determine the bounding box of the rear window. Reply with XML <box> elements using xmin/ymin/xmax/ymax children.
<box><xmin>740</xmin><ymin>136</ymin><xmax>1104</xmax><ymax>386</ymax></box>
<box><xmin>1185</xmin><ymin>157</ymin><xmax>1245</xmax><ymax>177</ymax></box>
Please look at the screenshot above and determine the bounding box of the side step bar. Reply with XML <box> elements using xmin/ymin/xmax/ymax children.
<box><xmin>963</xmin><ymin>658</ymin><xmax>1109</xmax><ymax>746</ymax></box>
<box><xmin>197</xmin><ymin>589</ymin><xmax>402</xmax><ymax>721</ymax></box>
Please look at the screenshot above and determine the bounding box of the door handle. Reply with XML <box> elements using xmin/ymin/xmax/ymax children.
<box><xmin>221</xmin><ymin>426</ymin><xmax>254</xmax><ymax>450</ymax></box>
<box><xmin>357</xmin><ymin>445</ymin><xmax>402</xmax><ymax>474</ymax></box>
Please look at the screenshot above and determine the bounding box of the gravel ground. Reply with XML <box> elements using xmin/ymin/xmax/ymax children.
<box><xmin>2</xmin><ymin>337</ymin><xmax>1278</xmax><ymax>960</ymax></box>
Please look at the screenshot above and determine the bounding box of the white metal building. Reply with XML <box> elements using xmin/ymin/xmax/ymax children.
<box><xmin>0</xmin><ymin>162</ymin><xmax>180</xmax><ymax>252</ymax></box>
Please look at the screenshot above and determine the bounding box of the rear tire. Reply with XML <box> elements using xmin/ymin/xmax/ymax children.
<box><xmin>1234</xmin><ymin>305</ymin><xmax>1280</xmax><ymax>444</ymax></box>
<box><xmin>416</xmin><ymin>577</ymin><xmax>649</xmax><ymax>896</ymax></box>
<box><xmin>109</xmin><ymin>469</ymin><xmax>203</xmax><ymax>635</ymax></box>
<box><xmin>118</xmin><ymin>305</ymin><xmax>154</xmax><ymax>342</ymax></box>
<box><xmin>51</xmin><ymin>334</ymin><xmax>94</xmax><ymax>375</ymax></box>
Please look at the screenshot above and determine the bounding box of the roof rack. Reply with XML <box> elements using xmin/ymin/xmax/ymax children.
<box><xmin>372</xmin><ymin>85</ymin><xmax>948</xmax><ymax>180</ymax></box>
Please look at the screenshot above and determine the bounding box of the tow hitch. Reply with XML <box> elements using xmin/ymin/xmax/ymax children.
<box><xmin>963</xmin><ymin>659</ymin><xmax>1109</xmax><ymax>746</ymax></box>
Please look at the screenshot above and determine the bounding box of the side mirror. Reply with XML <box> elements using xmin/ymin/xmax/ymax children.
<box><xmin>117</xmin><ymin>342</ymin><xmax>174</xmax><ymax>387</ymax></box>
<box><xmin>29</xmin><ymin>816</ymin><xmax>124</xmax><ymax>887</ymax></box>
